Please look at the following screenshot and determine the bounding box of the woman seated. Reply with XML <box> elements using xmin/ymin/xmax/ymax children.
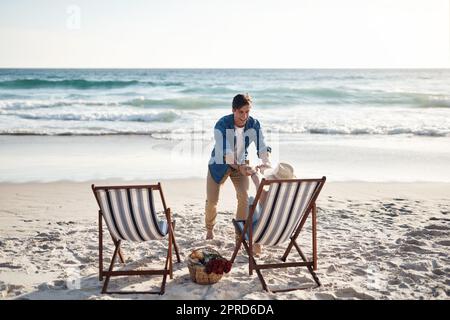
<box><xmin>247</xmin><ymin>162</ymin><xmax>296</xmax><ymax>255</ymax></box>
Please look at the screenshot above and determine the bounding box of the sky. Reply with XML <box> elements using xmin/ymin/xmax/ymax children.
<box><xmin>0</xmin><ymin>0</ymin><xmax>449</xmax><ymax>68</ymax></box>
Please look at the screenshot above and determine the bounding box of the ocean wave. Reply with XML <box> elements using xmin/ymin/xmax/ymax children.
<box><xmin>2</xmin><ymin>110</ymin><xmax>180</xmax><ymax>123</ymax></box>
<box><xmin>260</xmin><ymin>123</ymin><xmax>450</xmax><ymax>137</ymax></box>
<box><xmin>410</xmin><ymin>94</ymin><xmax>450</xmax><ymax>109</ymax></box>
<box><xmin>0</xmin><ymin>97</ymin><xmax>226</xmax><ymax>111</ymax></box>
<box><xmin>0</xmin><ymin>79</ymin><xmax>184</xmax><ymax>89</ymax></box>
<box><xmin>0</xmin><ymin>130</ymin><xmax>171</xmax><ymax>136</ymax></box>
<box><xmin>0</xmin><ymin>100</ymin><xmax>120</xmax><ymax>110</ymax></box>
<box><xmin>2</xmin><ymin>84</ymin><xmax>450</xmax><ymax>110</ymax></box>
<box><xmin>1</xmin><ymin>125</ymin><xmax>448</xmax><ymax>137</ymax></box>
<box><xmin>180</xmin><ymin>86</ymin><xmax>237</xmax><ymax>95</ymax></box>
<box><xmin>252</xmin><ymin>88</ymin><xmax>450</xmax><ymax>108</ymax></box>
<box><xmin>257</xmin><ymin>87</ymin><xmax>353</xmax><ymax>99</ymax></box>
<box><xmin>2</xmin><ymin>93</ymin><xmax>449</xmax><ymax>112</ymax></box>
<box><xmin>125</xmin><ymin>97</ymin><xmax>224</xmax><ymax>109</ymax></box>
<box><xmin>303</xmin><ymin>127</ymin><xmax>449</xmax><ymax>137</ymax></box>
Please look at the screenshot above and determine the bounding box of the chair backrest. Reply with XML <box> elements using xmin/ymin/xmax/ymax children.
<box><xmin>92</xmin><ymin>184</ymin><xmax>168</xmax><ymax>242</ymax></box>
<box><xmin>251</xmin><ymin>177</ymin><xmax>326</xmax><ymax>246</ymax></box>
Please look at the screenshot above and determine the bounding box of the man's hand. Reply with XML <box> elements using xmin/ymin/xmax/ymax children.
<box><xmin>239</xmin><ymin>165</ymin><xmax>255</xmax><ymax>176</ymax></box>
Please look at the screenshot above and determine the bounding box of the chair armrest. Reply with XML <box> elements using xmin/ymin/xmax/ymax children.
<box><xmin>165</xmin><ymin>207</ymin><xmax>172</xmax><ymax>222</ymax></box>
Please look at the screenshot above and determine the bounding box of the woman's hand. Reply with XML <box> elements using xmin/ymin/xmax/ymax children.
<box><xmin>256</xmin><ymin>164</ymin><xmax>272</xmax><ymax>174</ymax></box>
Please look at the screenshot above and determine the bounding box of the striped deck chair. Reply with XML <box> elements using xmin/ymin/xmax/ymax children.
<box><xmin>230</xmin><ymin>177</ymin><xmax>326</xmax><ymax>293</ymax></box>
<box><xmin>91</xmin><ymin>183</ymin><xmax>181</xmax><ymax>294</ymax></box>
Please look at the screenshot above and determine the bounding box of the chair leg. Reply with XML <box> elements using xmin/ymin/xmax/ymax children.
<box><xmin>230</xmin><ymin>243</ymin><xmax>241</xmax><ymax>264</ymax></box>
<box><xmin>157</xmin><ymin>244</ymin><xmax>171</xmax><ymax>295</ymax></box>
<box><xmin>282</xmin><ymin>206</ymin><xmax>313</xmax><ymax>262</ymax></box>
<box><xmin>230</xmin><ymin>220</ymin><xmax>243</xmax><ymax>263</ymax></box>
<box><xmin>160</xmin><ymin>246</ymin><xmax>170</xmax><ymax>295</ymax></box>
<box><xmin>240</xmin><ymin>239</ymin><xmax>269</xmax><ymax>292</ymax></box>
<box><xmin>102</xmin><ymin>240</ymin><xmax>121</xmax><ymax>294</ymax></box>
<box><xmin>293</xmin><ymin>241</ymin><xmax>307</xmax><ymax>261</ymax></box>
<box><xmin>99</xmin><ymin>212</ymin><xmax>103</xmax><ymax>281</ymax></box>
<box><xmin>230</xmin><ymin>219</ymin><xmax>318</xmax><ymax>292</ymax></box>
<box><xmin>102</xmin><ymin>242</ymin><xmax>169</xmax><ymax>295</ymax></box>
<box><xmin>293</xmin><ymin>241</ymin><xmax>321</xmax><ymax>287</ymax></box>
<box><xmin>110</xmin><ymin>236</ymin><xmax>125</xmax><ymax>264</ymax></box>
<box><xmin>309</xmin><ymin>269</ymin><xmax>321</xmax><ymax>287</ymax></box>
<box><xmin>169</xmin><ymin>254</ymin><xmax>173</xmax><ymax>280</ymax></box>
<box><xmin>168</xmin><ymin>225</ymin><xmax>173</xmax><ymax>280</ymax></box>
<box><xmin>312</xmin><ymin>205</ymin><xmax>318</xmax><ymax>271</ymax></box>
<box><xmin>117</xmin><ymin>250</ymin><xmax>125</xmax><ymax>264</ymax></box>
<box><xmin>171</xmin><ymin>221</ymin><xmax>181</xmax><ymax>263</ymax></box>
<box><xmin>280</xmin><ymin>237</ymin><xmax>296</xmax><ymax>262</ymax></box>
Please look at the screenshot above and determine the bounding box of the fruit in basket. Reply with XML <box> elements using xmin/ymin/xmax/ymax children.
<box><xmin>189</xmin><ymin>249</ymin><xmax>204</xmax><ymax>260</ymax></box>
<box><xmin>204</xmin><ymin>258</ymin><xmax>232</xmax><ymax>275</ymax></box>
<box><xmin>187</xmin><ymin>247</ymin><xmax>232</xmax><ymax>284</ymax></box>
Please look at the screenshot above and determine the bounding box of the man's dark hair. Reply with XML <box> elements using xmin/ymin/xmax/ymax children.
<box><xmin>232</xmin><ymin>93</ymin><xmax>252</xmax><ymax>110</ymax></box>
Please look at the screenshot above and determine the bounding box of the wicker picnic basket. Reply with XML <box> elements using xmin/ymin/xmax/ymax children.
<box><xmin>187</xmin><ymin>247</ymin><xmax>226</xmax><ymax>285</ymax></box>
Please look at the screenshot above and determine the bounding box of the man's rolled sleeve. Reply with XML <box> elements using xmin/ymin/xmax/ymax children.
<box><xmin>254</xmin><ymin>120</ymin><xmax>271</xmax><ymax>158</ymax></box>
<box><xmin>213</xmin><ymin>120</ymin><xmax>234</xmax><ymax>165</ymax></box>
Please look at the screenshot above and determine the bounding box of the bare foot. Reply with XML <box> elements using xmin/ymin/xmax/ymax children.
<box><xmin>253</xmin><ymin>243</ymin><xmax>262</xmax><ymax>256</ymax></box>
<box><xmin>206</xmin><ymin>229</ymin><xmax>214</xmax><ymax>240</ymax></box>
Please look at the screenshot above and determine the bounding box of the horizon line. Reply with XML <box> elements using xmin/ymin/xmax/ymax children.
<box><xmin>1</xmin><ymin>67</ymin><xmax>449</xmax><ymax>70</ymax></box>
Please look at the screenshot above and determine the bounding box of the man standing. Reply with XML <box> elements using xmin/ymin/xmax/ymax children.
<box><xmin>205</xmin><ymin>93</ymin><xmax>271</xmax><ymax>240</ymax></box>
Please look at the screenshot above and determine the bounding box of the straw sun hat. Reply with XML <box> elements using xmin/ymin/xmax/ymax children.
<box><xmin>263</xmin><ymin>162</ymin><xmax>296</xmax><ymax>180</ymax></box>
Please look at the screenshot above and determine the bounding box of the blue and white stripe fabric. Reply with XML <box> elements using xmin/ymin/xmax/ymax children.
<box><xmin>237</xmin><ymin>181</ymin><xmax>319</xmax><ymax>246</ymax></box>
<box><xmin>95</xmin><ymin>187</ymin><xmax>168</xmax><ymax>241</ymax></box>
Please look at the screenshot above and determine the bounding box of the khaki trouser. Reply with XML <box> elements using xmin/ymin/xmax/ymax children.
<box><xmin>205</xmin><ymin>167</ymin><xmax>249</xmax><ymax>234</ymax></box>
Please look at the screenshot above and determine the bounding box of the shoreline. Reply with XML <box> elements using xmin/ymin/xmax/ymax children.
<box><xmin>2</xmin><ymin>179</ymin><xmax>450</xmax><ymax>197</ymax></box>
<box><xmin>2</xmin><ymin>134</ymin><xmax>450</xmax><ymax>183</ymax></box>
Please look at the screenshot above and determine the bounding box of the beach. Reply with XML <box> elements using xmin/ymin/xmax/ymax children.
<box><xmin>1</xmin><ymin>179</ymin><xmax>449</xmax><ymax>299</ymax></box>
<box><xmin>2</xmin><ymin>0</ymin><xmax>450</xmax><ymax>303</ymax></box>
<box><xmin>1</xmin><ymin>68</ymin><xmax>449</xmax><ymax>300</ymax></box>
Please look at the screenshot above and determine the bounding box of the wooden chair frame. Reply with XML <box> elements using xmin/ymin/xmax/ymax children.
<box><xmin>92</xmin><ymin>183</ymin><xmax>181</xmax><ymax>294</ymax></box>
<box><xmin>230</xmin><ymin>177</ymin><xmax>326</xmax><ymax>293</ymax></box>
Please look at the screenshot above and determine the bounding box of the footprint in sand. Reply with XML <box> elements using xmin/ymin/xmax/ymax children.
<box><xmin>405</xmin><ymin>229</ymin><xmax>446</xmax><ymax>238</ymax></box>
<box><xmin>400</xmin><ymin>262</ymin><xmax>429</xmax><ymax>272</ymax></box>
<box><xmin>399</xmin><ymin>208</ymin><xmax>412</xmax><ymax>214</ymax></box>
<box><xmin>0</xmin><ymin>283</ymin><xmax>25</xmax><ymax>297</ymax></box>
<box><xmin>386</xmin><ymin>213</ymin><xmax>399</xmax><ymax>217</ymax></box>
<box><xmin>403</xmin><ymin>239</ymin><xmax>427</xmax><ymax>246</ymax></box>
<box><xmin>424</xmin><ymin>224</ymin><xmax>449</xmax><ymax>231</ymax></box>
<box><xmin>334</xmin><ymin>287</ymin><xmax>375</xmax><ymax>300</ymax></box>
<box><xmin>399</xmin><ymin>283</ymin><xmax>409</xmax><ymax>289</ymax></box>
<box><xmin>315</xmin><ymin>292</ymin><xmax>336</xmax><ymax>300</ymax></box>
<box><xmin>399</xmin><ymin>244</ymin><xmax>433</xmax><ymax>254</ymax></box>
<box><xmin>0</xmin><ymin>262</ymin><xmax>22</xmax><ymax>269</ymax></box>
<box><xmin>353</xmin><ymin>268</ymin><xmax>367</xmax><ymax>276</ymax></box>
<box><xmin>388</xmin><ymin>279</ymin><xmax>402</xmax><ymax>285</ymax></box>
<box><xmin>430</xmin><ymin>217</ymin><xmax>450</xmax><ymax>222</ymax></box>
<box><xmin>326</xmin><ymin>264</ymin><xmax>338</xmax><ymax>274</ymax></box>
<box><xmin>432</xmin><ymin>269</ymin><xmax>446</xmax><ymax>276</ymax></box>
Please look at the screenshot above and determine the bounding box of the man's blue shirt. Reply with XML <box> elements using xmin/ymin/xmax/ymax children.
<box><xmin>208</xmin><ymin>114</ymin><xmax>271</xmax><ymax>184</ymax></box>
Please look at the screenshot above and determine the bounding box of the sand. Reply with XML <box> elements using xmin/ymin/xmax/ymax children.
<box><xmin>0</xmin><ymin>179</ymin><xmax>449</xmax><ymax>300</ymax></box>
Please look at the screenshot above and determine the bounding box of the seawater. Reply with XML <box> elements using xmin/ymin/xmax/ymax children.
<box><xmin>1</xmin><ymin>69</ymin><xmax>450</xmax><ymax>138</ymax></box>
